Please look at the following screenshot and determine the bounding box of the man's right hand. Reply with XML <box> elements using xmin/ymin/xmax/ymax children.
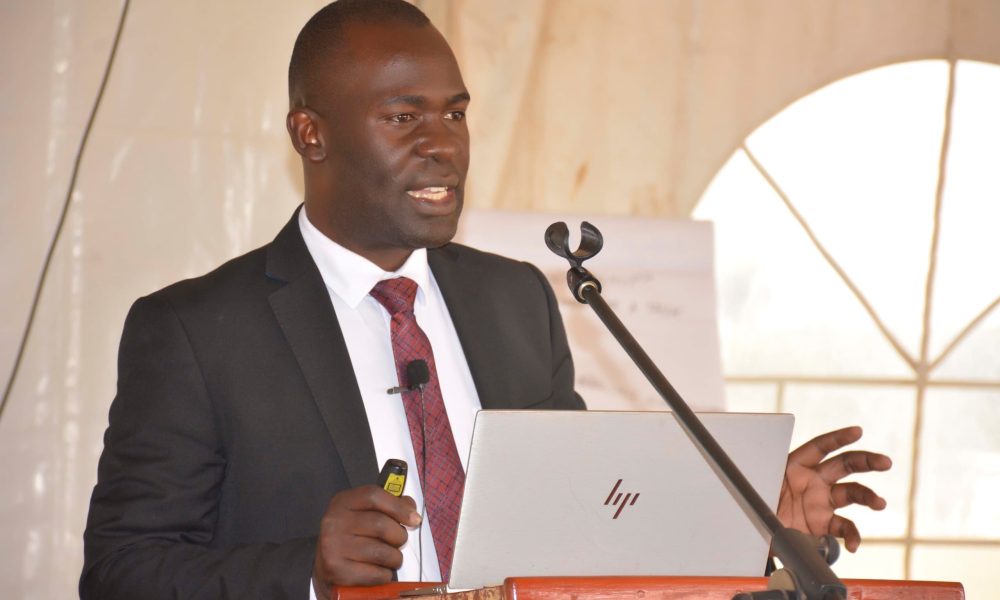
<box><xmin>312</xmin><ymin>485</ymin><xmax>422</xmax><ymax>599</ymax></box>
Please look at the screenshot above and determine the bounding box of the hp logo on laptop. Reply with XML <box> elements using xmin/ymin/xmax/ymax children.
<box><xmin>604</xmin><ymin>479</ymin><xmax>639</xmax><ymax>519</ymax></box>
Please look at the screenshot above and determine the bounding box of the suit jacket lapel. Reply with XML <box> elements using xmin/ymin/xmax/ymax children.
<box><xmin>429</xmin><ymin>244</ymin><xmax>510</xmax><ymax>410</ymax></box>
<box><xmin>264</xmin><ymin>210</ymin><xmax>378</xmax><ymax>488</ymax></box>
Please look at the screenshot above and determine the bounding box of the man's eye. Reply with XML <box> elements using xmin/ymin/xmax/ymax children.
<box><xmin>389</xmin><ymin>114</ymin><xmax>415</xmax><ymax>123</ymax></box>
<box><xmin>444</xmin><ymin>110</ymin><xmax>466</xmax><ymax>121</ymax></box>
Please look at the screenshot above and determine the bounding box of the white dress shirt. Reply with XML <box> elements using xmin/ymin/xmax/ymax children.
<box><xmin>298</xmin><ymin>207</ymin><xmax>482</xmax><ymax>590</ymax></box>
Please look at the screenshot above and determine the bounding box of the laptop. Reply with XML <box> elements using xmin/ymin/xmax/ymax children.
<box><xmin>447</xmin><ymin>410</ymin><xmax>794</xmax><ymax>590</ymax></box>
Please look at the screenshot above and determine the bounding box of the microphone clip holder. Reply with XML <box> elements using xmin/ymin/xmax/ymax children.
<box><xmin>544</xmin><ymin>221</ymin><xmax>603</xmax><ymax>303</ymax></box>
<box><xmin>545</xmin><ymin>221</ymin><xmax>846</xmax><ymax>600</ymax></box>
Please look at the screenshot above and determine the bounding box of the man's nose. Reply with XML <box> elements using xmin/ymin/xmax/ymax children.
<box><xmin>415</xmin><ymin>121</ymin><xmax>464</xmax><ymax>162</ymax></box>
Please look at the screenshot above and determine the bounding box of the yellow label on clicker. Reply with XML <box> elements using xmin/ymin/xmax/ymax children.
<box><xmin>383</xmin><ymin>473</ymin><xmax>406</xmax><ymax>496</ymax></box>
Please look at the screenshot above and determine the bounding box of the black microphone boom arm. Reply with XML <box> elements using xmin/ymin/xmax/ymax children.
<box><xmin>544</xmin><ymin>221</ymin><xmax>847</xmax><ymax>600</ymax></box>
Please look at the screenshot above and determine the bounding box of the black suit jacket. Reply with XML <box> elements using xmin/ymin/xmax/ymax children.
<box><xmin>81</xmin><ymin>211</ymin><xmax>584</xmax><ymax>599</ymax></box>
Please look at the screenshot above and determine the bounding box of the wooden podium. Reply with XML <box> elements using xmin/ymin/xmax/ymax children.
<box><xmin>333</xmin><ymin>576</ymin><xmax>965</xmax><ymax>600</ymax></box>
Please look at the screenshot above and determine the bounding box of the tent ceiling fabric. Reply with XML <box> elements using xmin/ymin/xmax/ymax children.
<box><xmin>422</xmin><ymin>0</ymin><xmax>1000</xmax><ymax>217</ymax></box>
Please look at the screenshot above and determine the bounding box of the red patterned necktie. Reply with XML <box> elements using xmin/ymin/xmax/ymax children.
<box><xmin>370</xmin><ymin>277</ymin><xmax>465</xmax><ymax>581</ymax></box>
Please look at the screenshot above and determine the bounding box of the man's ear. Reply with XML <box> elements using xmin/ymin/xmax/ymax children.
<box><xmin>287</xmin><ymin>108</ymin><xmax>326</xmax><ymax>163</ymax></box>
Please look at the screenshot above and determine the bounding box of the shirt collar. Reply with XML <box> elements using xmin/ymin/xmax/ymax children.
<box><xmin>298</xmin><ymin>207</ymin><xmax>431</xmax><ymax>309</ymax></box>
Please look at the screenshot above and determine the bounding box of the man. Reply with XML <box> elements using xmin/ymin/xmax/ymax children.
<box><xmin>81</xmin><ymin>2</ymin><xmax>891</xmax><ymax>599</ymax></box>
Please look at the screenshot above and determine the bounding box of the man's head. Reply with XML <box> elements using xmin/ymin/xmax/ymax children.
<box><xmin>287</xmin><ymin>0</ymin><xmax>470</xmax><ymax>271</ymax></box>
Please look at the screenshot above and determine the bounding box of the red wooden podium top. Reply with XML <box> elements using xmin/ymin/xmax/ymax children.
<box><xmin>333</xmin><ymin>576</ymin><xmax>964</xmax><ymax>600</ymax></box>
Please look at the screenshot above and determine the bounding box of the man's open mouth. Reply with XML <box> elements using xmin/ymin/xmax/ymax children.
<box><xmin>406</xmin><ymin>186</ymin><xmax>450</xmax><ymax>201</ymax></box>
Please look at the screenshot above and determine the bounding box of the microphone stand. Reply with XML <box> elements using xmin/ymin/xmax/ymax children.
<box><xmin>544</xmin><ymin>221</ymin><xmax>847</xmax><ymax>600</ymax></box>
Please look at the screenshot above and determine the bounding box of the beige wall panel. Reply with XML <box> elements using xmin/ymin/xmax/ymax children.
<box><xmin>669</xmin><ymin>0</ymin><xmax>955</xmax><ymax>217</ymax></box>
<box><xmin>0</xmin><ymin>0</ymin><xmax>124</xmax><ymax>415</ymax></box>
<box><xmin>0</xmin><ymin>1</ymin><xmax>316</xmax><ymax>596</ymax></box>
<box><xmin>953</xmin><ymin>0</ymin><xmax>1000</xmax><ymax>61</ymax></box>
<box><xmin>0</xmin><ymin>3</ymin><xmax>123</xmax><ymax>593</ymax></box>
<box><xmin>448</xmin><ymin>0</ymin><xmax>689</xmax><ymax>215</ymax></box>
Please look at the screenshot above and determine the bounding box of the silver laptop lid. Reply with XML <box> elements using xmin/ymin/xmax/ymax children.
<box><xmin>448</xmin><ymin>410</ymin><xmax>794</xmax><ymax>590</ymax></box>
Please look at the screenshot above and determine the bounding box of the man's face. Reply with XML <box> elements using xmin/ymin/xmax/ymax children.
<box><xmin>301</xmin><ymin>22</ymin><xmax>470</xmax><ymax>269</ymax></box>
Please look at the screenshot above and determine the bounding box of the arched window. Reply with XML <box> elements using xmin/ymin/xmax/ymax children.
<box><xmin>694</xmin><ymin>60</ymin><xmax>1000</xmax><ymax>595</ymax></box>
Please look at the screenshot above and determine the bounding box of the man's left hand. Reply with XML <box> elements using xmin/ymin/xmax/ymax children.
<box><xmin>777</xmin><ymin>425</ymin><xmax>892</xmax><ymax>552</ymax></box>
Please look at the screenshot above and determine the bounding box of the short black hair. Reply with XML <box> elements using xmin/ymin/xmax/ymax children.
<box><xmin>288</xmin><ymin>0</ymin><xmax>431</xmax><ymax>107</ymax></box>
